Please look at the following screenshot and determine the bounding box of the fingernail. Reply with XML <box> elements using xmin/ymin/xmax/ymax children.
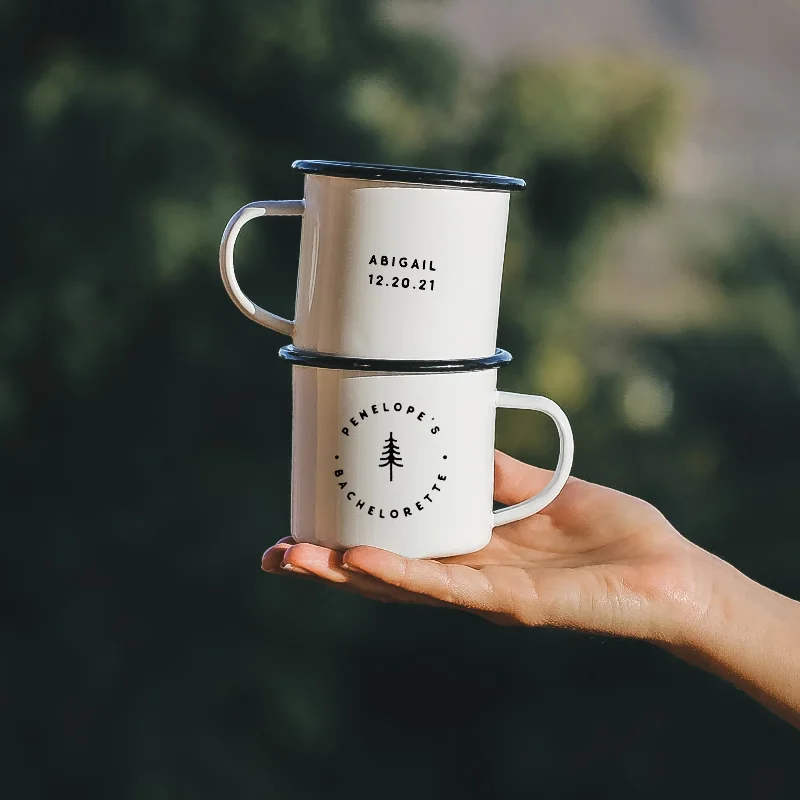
<box><xmin>340</xmin><ymin>561</ymin><xmax>362</xmax><ymax>574</ymax></box>
<box><xmin>281</xmin><ymin>563</ymin><xmax>315</xmax><ymax>577</ymax></box>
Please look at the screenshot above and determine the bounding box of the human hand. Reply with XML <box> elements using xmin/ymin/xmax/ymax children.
<box><xmin>262</xmin><ymin>450</ymin><xmax>723</xmax><ymax>645</ymax></box>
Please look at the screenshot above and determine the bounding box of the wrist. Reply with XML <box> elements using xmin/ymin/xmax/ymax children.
<box><xmin>648</xmin><ymin>542</ymin><xmax>752</xmax><ymax>654</ymax></box>
<box><xmin>652</xmin><ymin>545</ymin><xmax>800</xmax><ymax>726</ymax></box>
<box><xmin>654</xmin><ymin>543</ymin><xmax>788</xmax><ymax>664</ymax></box>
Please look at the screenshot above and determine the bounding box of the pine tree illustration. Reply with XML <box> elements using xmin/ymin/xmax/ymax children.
<box><xmin>378</xmin><ymin>432</ymin><xmax>403</xmax><ymax>482</ymax></box>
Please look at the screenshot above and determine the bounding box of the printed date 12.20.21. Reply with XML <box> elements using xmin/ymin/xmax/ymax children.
<box><xmin>368</xmin><ymin>275</ymin><xmax>435</xmax><ymax>291</ymax></box>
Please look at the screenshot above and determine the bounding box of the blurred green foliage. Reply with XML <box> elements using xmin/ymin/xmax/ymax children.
<box><xmin>2</xmin><ymin>1</ymin><xmax>799</xmax><ymax>798</ymax></box>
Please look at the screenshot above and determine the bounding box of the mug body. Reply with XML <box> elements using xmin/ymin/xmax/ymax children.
<box><xmin>292</xmin><ymin>172</ymin><xmax>511</xmax><ymax>360</ymax></box>
<box><xmin>291</xmin><ymin>366</ymin><xmax>498</xmax><ymax>559</ymax></box>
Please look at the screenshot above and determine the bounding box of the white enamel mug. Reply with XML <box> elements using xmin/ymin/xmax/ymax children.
<box><xmin>283</xmin><ymin>350</ymin><xmax>574</xmax><ymax>559</ymax></box>
<box><xmin>219</xmin><ymin>160</ymin><xmax>525</xmax><ymax>361</ymax></box>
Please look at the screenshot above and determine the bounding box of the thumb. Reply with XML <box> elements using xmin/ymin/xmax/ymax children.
<box><xmin>494</xmin><ymin>450</ymin><xmax>555</xmax><ymax>506</ymax></box>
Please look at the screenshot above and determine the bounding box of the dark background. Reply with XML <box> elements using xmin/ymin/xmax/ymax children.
<box><xmin>2</xmin><ymin>1</ymin><xmax>799</xmax><ymax>797</ymax></box>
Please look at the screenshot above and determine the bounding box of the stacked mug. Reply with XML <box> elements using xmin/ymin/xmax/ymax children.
<box><xmin>219</xmin><ymin>160</ymin><xmax>574</xmax><ymax>559</ymax></box>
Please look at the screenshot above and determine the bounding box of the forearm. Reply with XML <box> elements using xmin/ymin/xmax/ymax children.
<box><xmin>661</xmin><ymin>552</ymin><xmax>800</xmax><ymax>728</ymax></box>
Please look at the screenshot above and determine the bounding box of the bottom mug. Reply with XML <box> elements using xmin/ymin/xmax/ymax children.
<box><xmin>289</xmin><ymin>364</ymin><xmax>575</xmax><ymax>559</ymax></box>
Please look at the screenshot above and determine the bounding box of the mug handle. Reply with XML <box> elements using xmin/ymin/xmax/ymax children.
<box><xmin>219</xmin><ymin>200</ymin><xmax>305</xmax><ymax>337</ymax></box>
<box><xmin>492</xmin><ymin>391</ymin><xmax>575</xmax><ymax>527</ymax></box>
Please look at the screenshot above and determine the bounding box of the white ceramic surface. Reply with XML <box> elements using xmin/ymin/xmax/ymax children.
<box><xmin>220</xmin><ymin>173</ymin><xmax>514</xmax><ymax>360</ymax></box>
<box><xmin>290</xmin><ymin>367</ymin><xmax>574</xmax><ymax>559</ymax></box>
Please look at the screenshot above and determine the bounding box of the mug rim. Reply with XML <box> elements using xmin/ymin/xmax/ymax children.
<box><xmin>292</xmin><ymin>160</ymin><xmax>526</xmax><ymax>192</ymax></box>
<box><xmin>278</xmin><ymin>345</ymin><xmax>513</xmax><ymax>373</ymax></box>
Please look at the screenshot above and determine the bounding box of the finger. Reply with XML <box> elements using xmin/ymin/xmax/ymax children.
<box><xmin>263</xmin><ymin>541</ymin><xmax>407</xmax><ymax>603</ymax></box>
<box><xmin>267</xmin><ymin>544</ymin><xmax>517</xmax><ymax>622</ymax></box>
<box><xmin>341</xmin><ymin>546</ymin><xmax>498</xmax><ymax>612</ymax></box>
<box><xmin>261</xmin><ymin>539</ymin><xmax>294</xmax><ymax>572</ymax></box>
<box><xmin>281</xmin><ymin>542</ymin><xmax>349</xmax><ymax>582</ymax></box>
<box><xmin>281</xmin><ymin>544</ymin><xmax>450</xmax><ymax>608</ymax></box>
<box><xmin>265</xmin><ymin>558</ymin><xmax>396</xmax><ymax>603</ymax></box>
<box><xmin>494</xmin><ymin>449</ymin><xmax>558</xmax><ymax>506</ymax></box>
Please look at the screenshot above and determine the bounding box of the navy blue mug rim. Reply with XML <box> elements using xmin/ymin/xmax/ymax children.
<box><xmin>278</xmin><ymin>345</ymin><xmax>513</xmax><ymax>373</ymax></box>
<box><xmin>292</xmin><ymin>160</ymin><xmax>526</xmax><ymax>192</ymax></box>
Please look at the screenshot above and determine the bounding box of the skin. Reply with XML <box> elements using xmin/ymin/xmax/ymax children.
<box><xmin>262</xmin><ymin>450</ymin><xmax>800</xmax><ymax>728</ymax></box>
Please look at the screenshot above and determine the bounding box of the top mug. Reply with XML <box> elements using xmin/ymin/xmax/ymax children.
<box><xmin>219</xmin><ymin>160</ymin><xmax>525</xmax><ymax>361</ymax></box>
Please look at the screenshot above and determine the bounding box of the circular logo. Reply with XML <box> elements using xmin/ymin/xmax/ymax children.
<box><xmin>333</xmin><ymin>399</ymin><xmax>449</xmax><ymax>521</ymax></box>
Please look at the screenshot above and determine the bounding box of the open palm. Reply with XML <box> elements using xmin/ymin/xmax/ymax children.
<box><xmin>262</xmin><ymin>451</ymin><xmax>715</xmax><ymax>642</ymax></box>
